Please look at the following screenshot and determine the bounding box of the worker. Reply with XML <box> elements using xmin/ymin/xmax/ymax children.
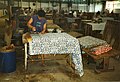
<box><xmin>27</xmin><ymin>9</ymin><xmax>47</xmax><ymax>34</ymax></box>
<box><xmin>93</xmin><ymin>11</ymin><xmax>102</xmax><ymax>23</ymax></box>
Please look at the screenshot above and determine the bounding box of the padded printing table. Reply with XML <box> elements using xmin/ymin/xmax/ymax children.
<box><xmin>22</xmin><ymin>33</ymin><xmax>84</xmax><ymax>77</ymax></box>
<box><xmin>78</xmin><ymin>36</ymin><xmax>120</xmax><ymax>73</ymax></box>
<box><xmin>82</xmin><ymin>48</ymin><xmax>119</xmax><ymax>73</ymax></box>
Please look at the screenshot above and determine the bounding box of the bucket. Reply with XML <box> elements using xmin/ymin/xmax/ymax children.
<box><xmin>0</xmin><ymin>48</ymin><xmax>16</xmax><ymax>73</ymax></box>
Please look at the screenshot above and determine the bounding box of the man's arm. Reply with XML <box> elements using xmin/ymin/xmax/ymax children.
<box><xmin>41</xmin><ymin>23</ymin><xmax>47</xmax><ymax>34</ymax></box>
<box><xmin>27</xmin><ymin>18</ymin><xmax>36</xmax><ymax>31</ymax></box>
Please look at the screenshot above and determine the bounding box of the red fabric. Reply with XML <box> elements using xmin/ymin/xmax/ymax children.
<box><xmin>91</xmin><ymin>44</ymin><xmax>112</xmax><ymax>55</ymax></box>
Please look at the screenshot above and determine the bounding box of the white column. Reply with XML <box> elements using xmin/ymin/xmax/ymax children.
<box><xmin>21</xmin><ymin>0</ymin><xmax>22</xmax><ymax>8</ymax></box>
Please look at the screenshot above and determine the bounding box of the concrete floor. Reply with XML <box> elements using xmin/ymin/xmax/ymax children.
<box><xmin>0</xmin><ymin>44</ymin><xmax>120</xmax><ymax>82</ymax></box>
<box><xmin>0</xmin><ymin>18</ymin><xmax>120</xmax><ymax>82</ymax></box>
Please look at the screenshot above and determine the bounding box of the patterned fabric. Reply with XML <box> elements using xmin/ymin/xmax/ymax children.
<box><xmin>29</xmin><ymin>33</ymin><xmax>84</xmax><ymax>77</ymax></box>
<box><xmin>91</xmin><ymin>44</ymin><xmax>112</xmax><ymax>55</ymax></box>
<box><xmin>78</xmin><ymin>36</ymin><xmax>107</xmax><ymax>48</ymax></box>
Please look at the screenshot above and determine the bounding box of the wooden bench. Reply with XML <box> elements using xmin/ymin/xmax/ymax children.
<box><xmin>79</xmin><ymin>20</ymin><xmax>120</xmax><ymax>73</ymax></box>
<box><xmin>83</xmin><ymin>48</ymin><xmax>120</xmax><ymax>73</ymax></box>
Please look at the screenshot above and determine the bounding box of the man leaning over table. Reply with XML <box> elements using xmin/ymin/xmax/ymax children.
<box><xmin>27</xmin><ymin>9</ymin><xmax>46</xmax><ymax>65</ymax></box>
<box><xmin>27</xmin><ymin>9</ymin><xmax>47</xmax><ymax>34</ymax></box>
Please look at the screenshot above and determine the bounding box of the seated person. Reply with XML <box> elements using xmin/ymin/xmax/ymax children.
<box><xmin>93</xmin><ymin>11</ymin><xmax>102</xmax><ymax>23</ymax></box>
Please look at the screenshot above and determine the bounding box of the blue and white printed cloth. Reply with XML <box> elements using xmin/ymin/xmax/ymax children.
<box><xmin>29</xmin><ymin>33</ymin><xmax>84</xmax><ymax>77</ymax></box>
<box><xmin>78</xmin><ymin>36</ymin><xmax>107</xmax><ymax>48</ymax></box>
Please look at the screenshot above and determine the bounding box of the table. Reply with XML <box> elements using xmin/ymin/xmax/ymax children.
<box><xmin>84</xmin><ymin>22</ymin><xmax>106</xmax><ymax>36</ymax></box>
<box><xmin>82</xmin><ymin>48</ymin><xmax>119</xmax><ymax>73</ymax></box>
<box><xmin>102</xmin><ymin>17</ymin><xmax>114</xmax><ymax>22</ymax></box>
<box><xmin>87</xmin><ymin>22</ymin><xmax>106</xmax><ymax>31</ymax></box>
<box><xmin>66</xmin><ymin>17</ymin><xmax>80</xmax><ymax>23</ymax></box>
<box><xmin>47</xmin><ymin>23</ymin><xmax>63</xmax><ymax>30</ymax></box>
<box><xmin>81</xmin><ymin>20</ymin><xmax>92</xmax><ymax>23</ymax></box>
<box><xmin>23</xmin><ymin>33</ymin><xmax>84</xmax><ymax>77</ymax></box>
<box><xmin>47</xmin><ymin>23</ymin><xmax>64</xmax><ymax>33</ymax></box>
<box><xmin>46</xmin><ymin>14</ymin><xmax>53</xmax><ymax>19</ymax></box>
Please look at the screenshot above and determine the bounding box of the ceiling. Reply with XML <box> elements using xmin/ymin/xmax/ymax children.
<box><xmin>5</xmin><ymin>0</ymin><xmax>95</xmax><ymax>4</ymax></box>
<box><xmin>2</xmin><ymin>0</ymin><xmax>118</xmax><ymax>4</ymax></box>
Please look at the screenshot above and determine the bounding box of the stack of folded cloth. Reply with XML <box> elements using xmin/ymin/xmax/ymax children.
<box><xmin>91</xmin><ymin>44</ymin><xmax>112</xmax><ymax>55</ymax></box>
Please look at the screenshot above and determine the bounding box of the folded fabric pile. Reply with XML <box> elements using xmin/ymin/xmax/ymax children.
<box><xmin>78</xmin><ymin>36</ymin><xmax>107</xmax><ymax>48</ymax></box>
<box><xmin>91</xmin><ymin>44</ymin><xmax>112</xmax><ymax>55</ymax></box>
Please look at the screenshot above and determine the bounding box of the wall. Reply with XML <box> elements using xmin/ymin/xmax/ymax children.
<box><xmin>106</xmin><ymin>1</ymin><xmax>120</xmax><ymax>13</ymax></box>
<box><xmin>90</xmin><ymin>3</ymin><xmax>102</xmax><ymax>12</ymax></box>
<box><xmin>0</xmin><ymin>1</ymin><xmax>103</xmax><ymax>15</ymax></box>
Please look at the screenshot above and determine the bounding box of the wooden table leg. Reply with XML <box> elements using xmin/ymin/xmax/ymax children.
<box><xmin>66</xmin><ymin>54</ymin><xmax>75</xmax><ymax>73</ymax></box>
<box><xmin>41</xmin><ymin>54</ymin><xmax>45</xmax><ymax>65</ymax></box>
<box><xmin>25</xmin><ymin>43</ymin><xmax>28</xmax><ymax>70</ymax></box>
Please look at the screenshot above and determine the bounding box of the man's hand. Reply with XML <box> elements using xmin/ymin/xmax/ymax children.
<box><xmin>39</xmin><ymin>31</ymin><xmax>45</xmax><ymax>34</ymax></box>
<box><xmin>32</xmin><ymin>27</ymin><xmax>36</xmax><ymax>31</ymax></box>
